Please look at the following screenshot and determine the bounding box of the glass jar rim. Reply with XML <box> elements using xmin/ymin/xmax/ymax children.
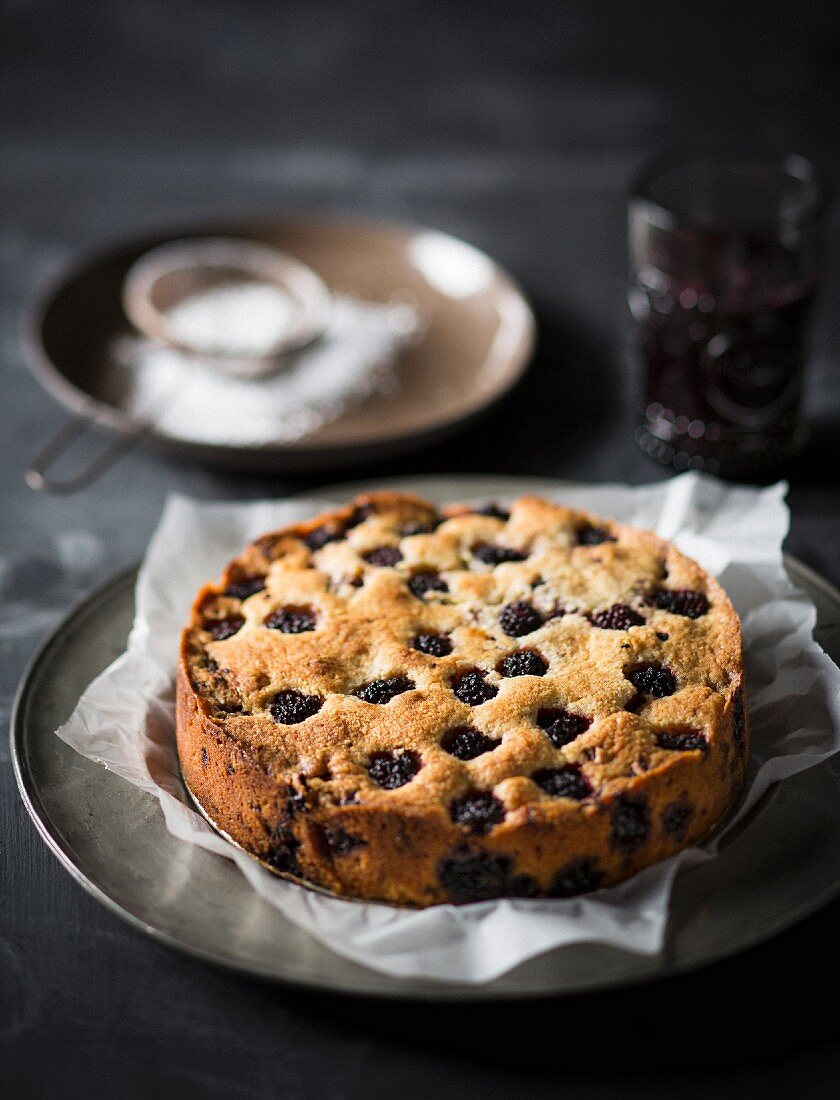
<box><xmin>630</xmin><ymin>148</ymin><xmax>829</xmax><ymax>233</ymax></box>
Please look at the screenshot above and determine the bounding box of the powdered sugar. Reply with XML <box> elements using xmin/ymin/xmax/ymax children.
<box><xmin>164</xmin><ymin>282</ymin><xmax>298</xmax><ymax>358</ymax></box>
<box><xmin>107</xmin><ymin>295</ymin><xmax>419</xmax><ymax>446</ymax></box>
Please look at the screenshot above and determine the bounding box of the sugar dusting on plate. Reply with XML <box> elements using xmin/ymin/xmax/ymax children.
<box><xmin>164</xmin><ymin>282</ymin><xmax>299</xmax><ymax>358</ymax></box>
<box><xmin>106</xmin><ymin>294</ymin><xmax>420</xmax><ymax>446</ymax></box>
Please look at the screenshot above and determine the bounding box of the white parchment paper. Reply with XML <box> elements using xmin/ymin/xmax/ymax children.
<box><xmin>57</xmin><ymin>473</ymin><xmax>840</xmax><ymax>983</ymax></box>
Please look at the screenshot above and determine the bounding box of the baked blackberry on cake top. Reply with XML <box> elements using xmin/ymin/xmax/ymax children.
<box><xmin>177</xmin><ymin>492</ymin><xmax>747</xmax><ymax>906</ymax></box>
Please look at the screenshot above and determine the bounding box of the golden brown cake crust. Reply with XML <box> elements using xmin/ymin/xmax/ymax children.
<box><xmin>176</xmin><ymin>491</ymin><xmax>748</xmax><ymax>906</ymax></box>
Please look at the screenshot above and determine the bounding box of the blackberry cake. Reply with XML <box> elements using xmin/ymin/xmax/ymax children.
<box><xmin>177</xmin><ymin>492</ymin><xmax>747</xmax><ymax>906</ymax></box>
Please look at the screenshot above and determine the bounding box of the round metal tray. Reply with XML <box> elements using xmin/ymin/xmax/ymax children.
<box><xmin>11</xmin><ymin>476</ymin><xmax>840</xmax><ymax>999</ymax></box>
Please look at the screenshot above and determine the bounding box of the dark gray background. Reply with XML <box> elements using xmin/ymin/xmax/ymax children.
<box><xmin>2</xmin><ymin>2</ymin><xmax>839</xmax><ymax>1096</ymax></box>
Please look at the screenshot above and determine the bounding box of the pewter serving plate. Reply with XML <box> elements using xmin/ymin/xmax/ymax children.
<box><xmin>11</xmin><ymin>475</ymin><xmax>840</xmax><ymax>999</ymax></box>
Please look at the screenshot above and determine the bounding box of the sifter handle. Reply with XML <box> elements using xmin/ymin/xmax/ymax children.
<box><xmin>25</xmin><ymin>412</ymin><xmax>147</xmax><ymax>494</ymax></box>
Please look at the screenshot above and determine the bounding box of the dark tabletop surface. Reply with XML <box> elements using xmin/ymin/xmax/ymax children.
<box><xmin>2</xmin><ymin>2</ymin><xmax>840</xmax><ymax>1096</ymax></box>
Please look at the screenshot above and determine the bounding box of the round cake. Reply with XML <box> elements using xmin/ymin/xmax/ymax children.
<box><xmin>176</xmin><ymin>491</ymin><xmax>747</xmax><ymax>906</ymax></box>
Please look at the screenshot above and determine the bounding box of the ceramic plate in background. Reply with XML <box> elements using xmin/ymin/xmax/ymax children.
<box><xmin>25</xmin><ymin>216</ymin><xmax>535</xmax><ymax>474</ymax></box>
